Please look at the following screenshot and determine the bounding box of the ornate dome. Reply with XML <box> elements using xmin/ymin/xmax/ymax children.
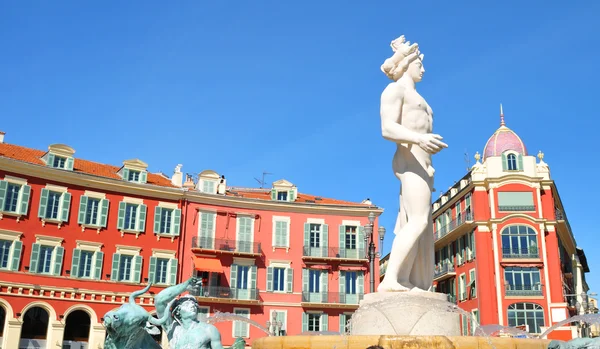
<box><xmin>482</xmin><ymin>106</ymin><xmax>527</xmax><ymax>160</ymax></box>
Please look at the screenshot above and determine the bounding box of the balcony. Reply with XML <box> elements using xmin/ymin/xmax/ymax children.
<box><xmin>188</xmin><ymin>285</ymin><xmax>261</xmax><ymax>305</ymax></box>
<box><xmin>505</xmin><ymin>285</ymin><xmax>543</xmax><ymax>297</ymax></box>
<box><xmin>434</xmin><ymin>211</ymin><xmax>474</xmax><ymax>245</ymax></box>
<box><xmin>498</xmin><ymin>205</ymin><xmax>535</xmax><ymax>212</ymax></box>
<box><xmin>555</xmin><ymin>208</ymin><xmax>576</xmax><ymax>246</ymax></box>
<box><xmin>301</xmin><ymin>291</ymin><xmax>364</xmax><ymax>308</ymax></box>
<box><xmin>302</xmin><ymin>246</ymin><xmax>367</xmax><ymax>262</ymax></box>
<box><xmin>434</xmin><ymin>261</ymin><xmax>456</xmax><ymax>282</ymax></box>
<box><xmin>191</xmin><ymin>237</ymin><xmax>263</xmax><ymax>257</ymax></box>
<box><xmin>502</xmin><ymin>248</ymin><xmax>540</xmax><ymax>259</ymax></box>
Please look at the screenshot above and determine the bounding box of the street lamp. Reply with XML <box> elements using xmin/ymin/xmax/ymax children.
<box><xmin>364</xmin><ymin>212</ymin><xmax>385</xmax><ymax>293</ymax></box>
<box><xmin>266</xmin><ymin>313</ymin><xmax>283</xmax><ymax>336</ymax></box>
<box><xmin>564</xmin><ymin>292</ymin><xmax>597</xmax><ymax>337</ymax></box>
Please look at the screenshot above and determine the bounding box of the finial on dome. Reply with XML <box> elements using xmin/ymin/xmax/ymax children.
<box><xmin>474</xmin><ymin>151</ymin><xmax>481</xmax><ymax>163</ymax></box>
<box><xmin>537</xmin><ymin>150</ymin><xmax>544</xmax><ymax>161</ymax></box>
<box><xmin>500</xmin><ymin>103</ymin><xmax>505</xmax><ymax>126</ymax></box>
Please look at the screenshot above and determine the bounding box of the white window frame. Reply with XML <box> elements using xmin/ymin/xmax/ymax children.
<box><xmin>342</xmin><ymin>220</ymin><xmax>361</xmax><ymax>251</ymax></box>
<box><xmin>469</xmin><ymin>268</ymin><xmax>476</xmax><ymax>299</ymax></box>
<box><xmin>151</xmin><ymin>249</ymin><xmax>177</xmax><ymax>285</ymax></box>
<box><xmin>236</xmin><ymin>215</ymin><xmax>255</xmax><ymax>250</ymax></box>
<box><xmin>270</xmin><ymin>261</ymin><xmax>291</xmax><ymax>293</ymax></box>
<box><xmin>115</xmin><ymin>245</ymin><xmax>141</xmax><ymax>283</ymax></box>
<box><xmin>0</xmin><ymin>229</ymin><xmax>22</xmax><ymax>271</ymax></box>
<box><xmin>79</xmin><ymin>191</ymin><xmax>107</xmax><ymax>233</ymax></box>
<box><xmin>74</xmin><ymin>240</ymin><xmax>102</xmax><ymax>279</ymax></box>
<box><xmin>200</xmin><ymin>179</ymin><xmax>218</xmax><ymax>194</ymax></box>
<box><xmin>0</xmin><ymin>176</ymin><xmax>29</xmax><ymax>220</ymax></box>
<box><xmin>40</xmin><ymin>184</ymin><xmax>69</xmax><ymax>227</ymax></box>
<box><xmin>120</xmin><ymin>197</ymin><xmax>145</xmax><ymax>235</ymax></box>
<box><xmin>34</xmin><ymin>235</ymin><xmax>64</xmax><ymax>275</ymax></box>
<box><xmin>233</xmin><ymin>257</ymin><xmax>255</xmax><ymax>290</ymax></box>
<box><xmin>272</xmin><ymin>216</ymin><xmax>290</xmax><ymax>250</ymax></box>
<box><xmin>306</xmin><ymin>311</ymin><xmax>325</xmax><ymax>332</ymax></box>
<box><xmin>459</xmin><ymin>273</ymin><xmax>466</xmax><ymax>301</ymax></box>
<box><xmin>232</xmin><ymin>307</ymin><xmax>251</xmax><ymax>338</ymax></box>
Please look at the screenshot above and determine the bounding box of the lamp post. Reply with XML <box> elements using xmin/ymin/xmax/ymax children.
<box><xmin>564</xmin><ymin>292</ymin><xmax>597</xmax><ymax>337</ymax></box>
<box><xmin>364</xmin><ymin>212</ymin><xmax>385</xmax><ymax>293</ymax></box>
<box><xmin>266</xmin><ymin>313</ymin><xmax>283</xmax><ymax>336</ymax></box>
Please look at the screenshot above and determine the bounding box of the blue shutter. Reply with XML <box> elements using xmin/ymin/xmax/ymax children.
<box><xmin>321</xmin><ymin>313</ymin><xmax>328</xmax><ymax>331</ymax></box>
<box><xmin>19</xmin><ymin>185</ymin><xmax>31</xmax><ymax>215</ymax></box>
<box><xmin>94</xmin><ymin>251</ymin><xmax>104</xmax><ymax>280</ymax></box>
<box><xmin>169</xmin><ymin>258</ymin><xmax>178</xmax><ymax>285</ymax></box>
<box><xmin>0</xmin><ymin>180</ymin><xmax>7</xmax><ymax>210</ymax></box>
<box><xmin>111</xmin><ymin>254</ymin><xmax>120</xmax><ymax>281</ymax></box>
<box><xmin>133</xmin><ymin>255</ymin><xmax>143</xmax><ymax>282</ymax></box>
<box><xmin>47</xmin><ymin>153</ymin><xmax>55</xmax><ymax>168</ymax></box>
<box><xmin>303</xmin><ymin>223</ymin><xmax>310</xmax><ymax>255</ymax></box>
<box><xmin>38</xmin><ymin>188</ymin><xmax>49</xmax><ymax>218</ymax></box>
<box><xmin>29</xmin><ymin>243</ymin><xmax>40</xmax><ymax>273</ymax></box>
<box><xmin>78</xmin><ymin>196</ymin><xmax>88</xmax><ymax>224</ymax></box>
<box><xmin>117</xmin><ymin>202</ymin><xmax>126</xmax><ymax>230</ymax></box>
<box><xmin>122</xmin><ymin>168</ymin><xmax>130</xmax><ymax>181</ymax></box>
<box><xmin>287</xmin><ymin>268</ymin><xmax>293</xmax><ymax>293</ymax></box>
<box><xmin>53</xmin><ymin>246</ymin><xmax>64</xmax><ymax>276</ymax></box>
<box><xmin>99</xmin><ymin>199</ymin><xmax>109</xmax><ymax>227</ymax></box>
<box><xmin>153</xmin><ymin>207</ymin><xmax>162</xmax><ymax>234</ymax></box>
<box><xmin>302</xmin><ymin>269</ymin><xmax>308</xmax><ymax>293</ymax></box>
<box><xmin>10</xmin><ymin>241</ymin><xmax>22</xmax><ymax>271</ymax></box>
<box><xmin>139</xmin><ymin>171</ymin><xmax>147</xmax><ymax>184</ymax></box>
<box><xmin>65</xmin><ymin>157</ymin><xmax>74</xmax><ymax>171</ymax></box>
<box><xmin>61</xmin><ymin>192</ymin><xmax>71</xmax><ymax>222</ymax></box>
<box><xmin>137</xmin><ymin>204</ymin><xmax>147</xmax><ymax>232</ymax></box>
<box><xmin>339</xmin><ymin>225</ymin><xmax>346</xmax><ymax>258</ymax></box>
<box><xmin>172</xmin><ymin>209</ymin><xmax>181</xmax><ymax>236</ymax></box>
<box><xmin>148</xmin><ymin>256</ymin><xmax>157</xmax><ymax>284</ymax></box>
<box><xmin>71</xmin><ymin>249</ymin><xmax>81</xmax><ymax>278</ymax></box>
<box><xmin>321</xmin><ymin>270</ymin><xmax>328</xmax><ymax>302</ymax></box>
<box><xmin>266</xmin><ymin>267</ymin><xmax>273</xmax><ymax>292</ymax></box>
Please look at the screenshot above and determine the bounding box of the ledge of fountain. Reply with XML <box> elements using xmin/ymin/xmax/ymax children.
<box><xmin>251</xmin><ymin>335</ymin><xmax>553</xmax><ymax>349</ymax></box>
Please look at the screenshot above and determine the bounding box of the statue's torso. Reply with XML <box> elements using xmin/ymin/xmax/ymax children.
<box><xmin>170</xmin><ymin>322</ymin><xmax>213</xmax><ymax>349</ymax></box>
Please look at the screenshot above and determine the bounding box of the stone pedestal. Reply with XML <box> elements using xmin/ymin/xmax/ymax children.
<box><xmin>349</xmin><ymin>291</ymin><xmax>461</xmax><ymax>336</ymax></box>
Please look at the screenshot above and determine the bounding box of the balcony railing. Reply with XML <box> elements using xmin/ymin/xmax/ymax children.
<box><xmin>301</xmin><ymin>291</ymin><xmax>364</xmax><ymax>305</ymax></box>
<box><xmin>555</xmin><ymin>208</ymin><xmax>576</xmax><ymax>244</ymax></box>
<box><xmin>302</xmin><ymin>246</ymin><xmax>366</xmax><ymax>260</ymax></box>
<box><xmin>434</xmin><ymin>261</ymin><xmax>455</xmax><ymax>279</ymax></box>
<box><xmin>191</xmin><ymin>237</ymin><xmax>262</xmax><ymax>255</ymax></box>
<box><xmin>188</xmin><ymin>285</ymin><xmax>260</xmax><ymax>301</ymax></box>
<box><xmin>502</xmin><ymin>248</ymin><xmax>539</xmax><ymax>259</ymax></box>
<box><xmin>498</xmin><ymin>205</ymin><xmax>535</xmax><ymax>212</ymax></box>
<box><xmin>505</xmin><ymin>285</ymin><xmax>543</xmax><ymax>296</ymax></box>
<box><xmin>434</xmin><ymin>210</ymin><xmax>473</xmax><ymax>240</ymax></box>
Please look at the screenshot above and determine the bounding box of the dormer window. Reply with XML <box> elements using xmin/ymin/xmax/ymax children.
<box><xmin>197</xmin><ymin>170</ymin><xmax>221</xmax><ymax>194</ymax></box>
<box><xmin>502</xmin><ymin>152</ymin><xmax>523</xmax><ymax>172</ymax></box>
<box><xmin>270</xmin><ymin>179</ymin><xmax>297</xmax><ymax>202</ymax></box>
<box><xmin>202</xmin><ymin>180</ymin><xmax>216</xmax><ymax>194</ymax></box>
<box><xmin>44</xmin><ymin>144</ymin><xmax>75</xmax><ymax>171</ymax></box>
<box><xmin>128</xmin><ymin>170</ymin><xmax>141</xmax><ymax>182</ymax></box>
<box><xmin>277</xmin><ymin>191</ymin><xmax>288</xmax><ymax>201</ymax></box>
<box><xmin>120</xmin><ymin>159</ymin><xmax>149</xmax><ymax>184</ymax></box>
<box><xmin>52</xmin><ymin>156</ymin><xmax>67</xmax><ymax>169</ymax></box>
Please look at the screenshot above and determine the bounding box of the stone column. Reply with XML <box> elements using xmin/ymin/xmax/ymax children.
<box><xmin>89</xmin><ymin>324</ymin><xmax>106</xmax><ymax>349</ymax></box>
<box><xmin>48</xmin><ymin>320</ymin><xmax>65</xmax><ymax>348</ymax></box>
<box><xmin>4</xmin><ymin>319</ymin><xmax>22</xmax><ymax>349</ymax></box>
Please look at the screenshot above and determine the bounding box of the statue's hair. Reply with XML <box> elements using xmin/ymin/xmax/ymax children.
<box><xmin>170</xmin><ymin>295</ymin><xmax>200</xmax><ymax>320</ymax></box>
<box><xmin>380</xmin><ymin>35</ymin><xmax>424</xmax><ymax>81</ymax></box>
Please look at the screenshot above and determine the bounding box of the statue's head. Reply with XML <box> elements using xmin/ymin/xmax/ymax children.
<box><xmin>171</xmin><ymin>295</ymin><xmax>200</xmax><ymax>321</ymax></box>
<box><xmin>381</xmin><ymin>35</ymin><xmax>424</xmax><ymax>82</ymax></box>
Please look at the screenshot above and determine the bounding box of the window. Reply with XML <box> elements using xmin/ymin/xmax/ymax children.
<box><xmin>85</xmin><ymin>198</ymin><xmax>100</xmax><ymax>225</ymax></box>
<box><xmin>39</xmin><ymin>246</ymin><xmax>54</xmax><ymax>273</ymax></box>
<box><xmin>148</xmin><ymin>251</ymin><xmax>177</xmax><ymax>285</ymax></box>
<box><xmin>121</xmin><ymin>167</ymin><xmax>148</xmax><ymax>184</ymax></box>
<box><xmin>155</xmin><ymin>258</ymin><xmax>169</xmax><ymax>284</ymax></box>
<box><xmin>236</xmin><ymin>265</ymin><xmax>249</xmax><ymax>289</ymax></box>
<box><xmin>0</xmin><ymin>179</ymin><xmax>31</xmax><ymax>216</ymax></box>
<box><xmin>0</xmin><ymin>231</ymin><xmax>23</xmax><ymax>272</ymax></box>
<box><xmin>118</xmin><ymin>201</ymin><xmax>147</xmax><ymax>233</ymax></box>
<box><xmin>469</xmin><ymin>269</ymin><xmax>476</xmax><ymax>298</ymax></box>
<box><xmin>459</xmin><ymin>274</ymin><xmax>466</xmax><ymax>301</ymax></box>
<box><xmin>236</xmin><ymin>216</ymin><xmax>253</xmax><ymax>253</ymax></box>
<box><xmin>273</xmin><ymin>218</ymin><xmax>289</xmax><ymax>248</ymax></box>
<box><xmin>504</xmin><ymin>267</ymin><xmax>542</xmax><ymax>295</ymax></box>
<box><xmin>345</xmin><ymin>226</ymin><xmax>357</xmax><ymax>249</ymax></box>
<box><xmin>310</xmin><ymin>224</ymin><xmax>320</xmax><ymax>248</ymax></box>
<box><xmin>53</xmin><ymin>156</ymin><xmax>66</xmax><ymax>169</ymax></box>
<box><xmin>308</xmin><ymin>313</ymin><xmax>320</xmax><ymax>332</ymax></box>
<box><xmin>271</xmin><ymin>187</ymin><xmax>295</xmax><ymax>202</ymax></box>
<box><xmin>46</xmin><ymin>150</ymin><xmax>74</xmax><ymax>171</ymax></box>
<box><xmin>78</xmin><ymin>195</ymin><xmax>109</xmax><ymax>229</ymax></box>
<box><xmin>30</xmin><ymin>240</ymin><xmax>64</xmax><ymax>276</ymax></box>
<box><xmin>38</xmin><ymin>188</ymin><xmax>71</xmax><ymax>223</ymax></box>
<box><xmin>309</xmin><ymin>269</ymin><xmax>320</xmax><ymax>293</ymax></box>
<box><xmin>462</xmin><ymin>313</ymin><xmax>469</xmax><ymax>335</ymax></box>
<box><xmin>230</xmin><ymin>263</ymin><xmax>257</xmax><ymax>300</ymax></box>
<box><xmin>471</xmin><ymin>309</ymin><xmax>480</xmax><ymax>335</ymax></box>
<box><xmin>70</xmin><ymin>245</ymin><xmax>104</xmax><ymax>280</ymax></box>
<box><xmin>153</xmin><ymin>206</ymin><xmax>182</xmax><ymax>236</ymax></box>
<box><xmin>128</xmin><ymin>170</ymin><xmax>140</xmax><ymax>182</ymax></box>
<box><xmin>110</xmin><ymin>249</ymin><xmax>142</xmax><ymax>283</ymax></box>
<box><xmin>202</xmin><ymin>180</ymin><xmax>216</xmax><ymax>194</ymax></box>
<box><xmin>340</xmin><ymin>271</ymin><xmax>364</xmax><ymax>304</ymax></box>
<box><xmin>508</xmin><ymin>303</ymin><xmax>545</xmax><ymax>333</ymax></box>
<box><xmin>119</xmin><ymin>255</ymin><xmax>133</xmax><ymax>281</ymax></box>
<box><xmin>0</xmin><ymin>240</ymin><xmax>10</xmax><ymax>269</ymax></box>
<box><xmin>340</xmin><ymin>313</ymin><xmax>352</xmax><ymax>333</ymax></box>
<box><xmin>502</xmin><ymin>152</ymin><xmax>523</xmax><ymax>172</ymax></box>
<box><xmin>303</xmin><ymin>313</ymin><xmax>328</xmax><ymax>332</ymax></box>
<box><xmin>273</xmin><ymin>267</ymin><xmax>285</xmax><ymax>291</ymax></box>
<box><xmin>501</xmin><ymin>225</ymin><xmax>538</xmax><ymax>258</ymax></box>
<box><xmin>277</xmin><ymin>191</ymin><xmax>288</xmax><ymax>201</ymax></box>
<box><xmin>233</xmin><ymin>309</ymin><xmax>250</xmax><ymax>338</ymax></box>
<box><xmin>198</xmin><ymin>211</ymin><xmax>216</xmax><ymax>248</ymax></box>
<box><xmin>507</xmin><ymin>154</ymin><xmax>518</xmax><ymax>171</ymax></box>
<box><xmin>79</xmin><ymin>251</ymin><xmax>94</xmax><ymax>278</ymax></box>
<box><xmin>269</xmin><ymin>310</ymin><xmax>287</xmax><ymax>336</ymax></box>
<box><xmin>345</xmin><ymin>271</ymin><xmax>357</xmax><ymax>294</ymax></box>
<box><xmin>303</xmin><ymin>268</ymin><xmax>328</xmax><ymax>302</ymax></box>
<box><xmin>497</xmin><ymin>192</ymin><xmax>535</xmax><ymax>212</ymax></box>
<box><xmin>267</xmin><ymin>264</ymin><xmax>293</xmax><ymax>293</ymax></box>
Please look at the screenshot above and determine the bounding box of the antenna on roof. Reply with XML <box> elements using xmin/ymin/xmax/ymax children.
<box><xmin>254</xmin><ymin>171</ymin><xmax>273</xmax><ymax>189</ymax></box>
<box><xmin>464</xmin><ymin>150</ymin><xmax>470</xmax><ymax>172</ymax></box>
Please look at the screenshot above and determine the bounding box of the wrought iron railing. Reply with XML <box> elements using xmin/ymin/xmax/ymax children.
<box><xmin>302</xmin><ymin>246</ymin><xmax>366</xmax><ymax>260</ymax></box>
<box><xmin>434</xmin><ymin>261</ymin><xmax>455</xmax><ymax>278</ymax></box>
<box><xmin>505</xmin><ymin>285</ymin><xmax>543</xmax><ymax>296</ymax></box>
<box><xmin>188</xmin><ymin>285</ymin><xmax>260</xmax><ymax>300</ymax></box>
<box><xmin>434</xmin><ymin>210</ymin><xmax>473</xmax><ymax>240</ymax></box>
<box><xmin>191</xmin><ymin>237</ymin><xmax>262</xmax><ymax>255</ymax></box>
<box><xmin>498</xmin><ymin>205</ymin><xmax>535</xmax><ymax>212</ymax></box>
<box><xmin>301</xmin><ymin>291</ymin><xmax>364</xmax><ymax>304</ymax></box>
<box><xmin>502</xmin><ymin>248</ymin><xmax>539</xmax><ymax>259</ymax></box>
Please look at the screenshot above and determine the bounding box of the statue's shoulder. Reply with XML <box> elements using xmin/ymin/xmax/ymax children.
<box><xmin>381</xmin><ymin>82</ymin><xmax>406</xmax><ymax>100</ymax></box>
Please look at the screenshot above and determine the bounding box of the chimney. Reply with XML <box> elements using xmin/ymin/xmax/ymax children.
<box><xmin>217</xmin><ymin>175</ymin><xmax>227</xmax><ymax>194</ymax></box>
<box><xmin>171</xmin><ymin>164</ymin><xmax>183</xmax><ymax>187</ymax></box>
<box><xmin>0</xmin><ymin>131</ymin><xmax>5</xmax><ymax>144</ymax></box>
<box><xmin>182</xmin><ymin>174</ymin><xmax>195</xmax><ymax>189</ymax></box>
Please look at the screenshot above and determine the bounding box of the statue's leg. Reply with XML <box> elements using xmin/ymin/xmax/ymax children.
<box><xmin>409</xmin><ymin>219</ymin><xmax>434</xmax><ymax>291</ymax></box>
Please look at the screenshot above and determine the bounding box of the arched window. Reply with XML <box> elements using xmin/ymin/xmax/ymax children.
<box><xmin>501</xmin><ymin>225</ymin><xmax>538</xmax><ymax>258</ymax></box>
<box><xmin>63</xmin><ymin>310</ymin><xmax>91</xmax><ymax>345</ymax></box>
<box><xmin>507</xmin><ymin>154</ymin><xmax>518</xmax><ymax>170</ymax></box>
<box><xmin>507</xmin><ymin>303</ymin><xmax>545</xmax><ymax>333</ymax></box>
<box><xmin>20</xmin><ymin>307</ymin><xmax>49</xmax><ymax>347</ymax></box>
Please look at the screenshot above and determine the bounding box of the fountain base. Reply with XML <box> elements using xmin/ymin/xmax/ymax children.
<box><xmin>252</xmin><ymin>335</ymin><xmax>552</xmax><ymax>349</ymax></box>
<box><xmin>350</xmin><ymin>291</ymin><xmax>461</xmax><ymax>336</ymax></box>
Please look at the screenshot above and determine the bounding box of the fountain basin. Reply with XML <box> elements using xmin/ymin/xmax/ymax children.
<box><xmin>251</xmin><ymin>335</ymin><xmax>552</xmax><ymax>349</ymax></box>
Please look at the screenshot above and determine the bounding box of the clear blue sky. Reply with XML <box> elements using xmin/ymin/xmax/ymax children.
<box><xmin>2</xmin><ymin>1</ymin><xmax>599</xmax><ymax>294</ymax></box>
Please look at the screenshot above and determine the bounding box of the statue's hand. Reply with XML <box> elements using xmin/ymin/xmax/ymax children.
<box><xmin>186</xmin><ymin>277</ymin><xmax>202</xmax><ymax>290</ymax></box>
<box><xmin>417</xmin><ymin>133</ymin><xmax>448</xmax><ymax>154</ymax></box>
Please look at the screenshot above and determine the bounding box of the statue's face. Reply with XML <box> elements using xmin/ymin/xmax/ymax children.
<box><xmin>178</xmin><ymin>300</ymin><xmax>198</xmax><ymax>320</ymax></box>
<box><xmin>407</xmin><ymin>58</ymin><xmax>425</xmax><ymax>83</ymax></box>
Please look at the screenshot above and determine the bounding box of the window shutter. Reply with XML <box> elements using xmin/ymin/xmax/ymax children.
<box><xmin>122</xmin><ymin>168</ymin><xmax>130</xmax><ymax>181</ymax></box>
<box><xmin>339</xmin><ymin>225</ymin><xmax>346</xmax><ymax>258</ymax></box>
<box><xmin>172</xmin><ymin>209</ymin><xmax>181</xmax><ymax>236</ymax></box>
<box><xmin>153</xmin><ymin>207</ymin><xmax>162</xmax><ymax>234</ymax></box>
<box><xmin>78</xmin><ymin>196</ymin><xmax>88</xmax><ymax>224</ymax></box>
<box><xmin>61</xmin><ymin>192</ymin><xmax>71</xmax><ymax>222</ymax></box>
<box><xmin>266</xmin><ymin>267</ymin><xmax>273</xmax><ymax>292</ymax></box>
<box><xmin>340</xmin><ymin>314</ymin><xmax>347</xmax><ymax>333</ymax></box>
<box><xmin>517</xmin><ymin>154</ymin><xmax>524</xmax><ymax>170</ymax></box>
<box><xmin>94</xmin><ymin>251</ymin><xmax>104</xmax><ymax>280</ymax></box>
<box><xmin>358</xmin><ymin>226</ymin><xmax>365</xmax><ymax>258</ymax></box>
<box><xmin>230</xmin><ymin>265</ymin><xmax>238</xmax><ymax>290</ymax></box>
<box><xmin>288</xmin><ymin>190</ymin><xmax>295</xmax><ymax>202</ymax></box>
<box><xmin>286</xmin><ymin>268</ymin><xmax>293</xmax><ymax>293</ymax></box>
<box><xmin>148</xmin><ymin>256</ymin><xmax>157</xmax><ymax>284</ymax></box>
<box><xmin>501</xmin><ymin>154</ymin><xmax>508</xmax><ymax>171</ymax></box>
<box><xmin>29</xmin><ymin>243</ymin><xmax>40</xmax><ymax>273</ymax></box>
<box><xmin>65</xmin><ymin>157</ymin><xmax>74</xmax><ymax>171</ymax></box>
<box><xmin>11</xmin><ymin>241</ymin><xmax>22</xmax><ymax>271</ymax></box>
<box><xmin>99</xmin><ymin>199</ymin><xmax>109</xmax><ymax>227</ymax></box>
<box><xmin>358</xmin><ymin>272</ymin><xmax>364</xmax><ymax>296</ymax></box>
<box><xmin>0</xmin><ymin>181</ymin><xmax>7</xmax><ymax>209</ymax></box>
<box><xmin>38</xmin><ymin>188</ymin><xmax>49</xmax><ymax>218</ymax></box>
<box><xmin>19</xmin><ymin>185</ymin><xmax>31</xmax><ymax>215</ymax></box>
<box><xmin>71</xmin><ymin>248</ymin><xmax>81</xmax><ymax>278</ymax></box>
<box><xmin>322</xmin><ymin>224</ymin><xmax>328</xmax><ymax>256</ymax></box>
<box><xmin>53</xmin><ymin>246</ymin><xmax>64</xmax><ymax>276</ymax></box>
<box><xmin>321</xmin><ymin>270</ymin><xmax>328</xmax><ymax>302</ymax></box>
<box><xmin>271</xmin><ymin>189</ymin><xmax>276</xmax><ymax>200</ymax></box>
<box><xmin>47</xmin><ymin>153</ymin><xmax>55</xmax><ymax>167</ymax></box>
<box><xmin>169</xmin><ymin>258</ymin><xmax>178</xmax><ymax>285</ymax></box>
<box><xmin>137</xmin><ymin>204</ymin><xmax>147</xmax><ymax>232</ymax></box>
<box><xmin>339</xmin><ymin>271</ymin><xmax>346</xmax><ymax>296</ymax></box>
<box><xmin>302</xmin><ymin>269</ymin><xmax>308</xmax><ymax>294</ymax></box>
<box><xmin>111</xmin><ymin>253</ymin><xmax>121</xmax><ymax>281</ymax></box>
<box><xmin>302</xmin><ymin>313</ymin><xmax>308</xmax><ymax>333</ymax></box>
<box><xmin>303</xmin><ymin>223</ymin><xmax>310</xmax><ymax>255</ymax></box>
<box><xmin>133</xmin><ymin>255</ymin><xmax>142</xmax><ymax>283</ymax></box>
<box><xmin>140</xmin><ymin>171</ymin><xmax>147</xmax><ymax>184</ymax></box>
<box><xmin>250</xmin><ymin>265</ymin><xmax>257</xmax><ymax>298</ymax></box>
<box><xmin>321</xmin><ymin>313</ymin><xmax>328</xmax><ymax>331</ymax></box>
<box><xmin>117</xmin><ymin>202</ymin><xmax>126</xmax><ymax>230</ymax></box>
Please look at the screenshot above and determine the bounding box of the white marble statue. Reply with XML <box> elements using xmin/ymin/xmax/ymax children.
<box><xmin>377</xmin><ymin>35</ymin><xmax>448</xmax><ymax>293</ymax></box>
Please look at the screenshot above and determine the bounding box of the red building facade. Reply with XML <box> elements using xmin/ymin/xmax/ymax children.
<box><xmin>0</xmin><ymin>136</ymin><xmax>382</xmax><ymax>348</ymax></box>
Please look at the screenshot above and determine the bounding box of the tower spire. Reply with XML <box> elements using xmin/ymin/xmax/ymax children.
<box><xmin>500</xmin><ymin>103</ymin><xmax>505</xmax><ymax>126</ymax></box>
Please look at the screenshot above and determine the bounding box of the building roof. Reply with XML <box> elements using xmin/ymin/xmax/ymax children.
<box><xmin>225</xmin><ymin>187</ymin><xmax>371</xmax><ymax>207</ymax></box>
<box><xmin>483</xmin><ymin>106</ymin><xmax>527</xmax><ymax>160</ymax></box>
<box><xmin>0</xmin><ymin>142</ymin><xmax>176</xmax><ymax>188</ymax></box>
